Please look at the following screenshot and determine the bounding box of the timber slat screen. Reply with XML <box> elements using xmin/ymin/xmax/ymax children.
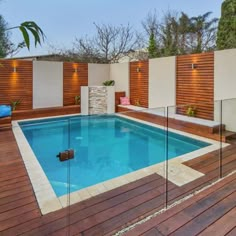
<box><xmin>176</xmin><ymin>52</ymin><xmax>214</xmax><ymax>120</ymax></box>
<box><xmin>130</xmin><ymin>61</ymin><xmax>149</xmax><ymax>108</ymax></box>
<box><xmin>63</xmin><ymin>62</ymin><xmax>88</xmax><ymax>106</ymax></box>
<box><xmin>0</xmin><ymin>60</ymin><xmax>33</xmax><ymax>110</ymax></box>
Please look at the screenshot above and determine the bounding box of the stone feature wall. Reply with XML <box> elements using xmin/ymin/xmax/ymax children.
<box><xmin>88</xmin><ymin>86</ymin><xmax>107</xmax><ymax>115</ymax></box>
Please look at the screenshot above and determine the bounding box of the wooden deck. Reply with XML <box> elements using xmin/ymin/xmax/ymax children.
<box><xmin>0</xmin><ymin>127</ymin><xmax>236</xmax><ymax>235</ymax></box>
<box><xmin>125</xmin><ymin>171</ymin><xmax>236</xmax><ymax>236</ymax></box>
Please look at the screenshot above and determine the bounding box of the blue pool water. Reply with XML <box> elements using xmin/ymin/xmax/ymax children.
<box><xmin>20</xmin><ymin>115</ymin><xmax>210</xmax><ymax>197</ymax></box>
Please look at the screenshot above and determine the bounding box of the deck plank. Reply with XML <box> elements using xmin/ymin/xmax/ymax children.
<box><xmin>125</xmin><ymin>173</ymin><xmax>236</xmax><ymax>236</ymax></box>
<box><xmin>156</xmin><ymin>187</ymin><xmax>236</xmax><ymax>235</ymax></box>
<box><xmin>226</xmin><ymin>227</ymin><xmax>236</xmax><ymax>236</ymax></box>
<box><xmin>198</xmin><ymin>208</ymin><xmax>236</xmax><ymax>236</ymax></box>
<box><xmin>142</xmin><ymin>228</ymin><xmax>163</xmax><ymax>236</ymax></box>
<box><xmin>168</xmin><ymin>192</ymin><xmax>236</xmax><ymax>236</ymax></box>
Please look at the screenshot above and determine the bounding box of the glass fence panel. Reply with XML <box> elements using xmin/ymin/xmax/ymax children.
<box><xmin>221</xmin><ymin>98</ymin><xmax>236</xmax><ymax>177</ymax></box>
<box><xmin>165</xmin><ymin>101</ymin><xmax>222</xmax><ymax>208</ymax></box>
<box><xmin>11</xmin><ymin>118</ymin><xmax>71</xmax><ymax>235</ymax></box>
<box><xmin>66</xmin><ymin>107</ymin><xmax>167</xmax><ymax>234</ymax></box>
<box><xmin>118</xmin><ymin>107</ymin><xmax>167</xmax><ymax>213</ymax></box>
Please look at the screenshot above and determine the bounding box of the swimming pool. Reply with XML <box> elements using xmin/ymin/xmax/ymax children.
<box><xmin>19</xmin><ymin>115</ymin><xmax>210</xmax><ymax>197</ymax></box>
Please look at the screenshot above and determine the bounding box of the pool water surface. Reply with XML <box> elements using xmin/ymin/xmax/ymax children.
<box><xmin>20</xmin><ymin>115</ymin><xmax>210</xmax><ymax>196</ymax></box>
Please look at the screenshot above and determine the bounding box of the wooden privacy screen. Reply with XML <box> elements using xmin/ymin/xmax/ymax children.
<box><xmin>130</xmin><ymin>61</ymin><xmax>149</xmax><ymax>108</ymax></box>
<box><xmin>176</xmin><ymin>52</ymin><xmax>214</xmax><ymax>120</ymax></box>
<box><xmin>63</xmin><ymin>62</ymin><xmax>88</xmax><ymax>106</ymax></box>
<box><xmin>0</xmin><ymin>60</ymin><xmax>32</xmax><ymax>110</ymax></box>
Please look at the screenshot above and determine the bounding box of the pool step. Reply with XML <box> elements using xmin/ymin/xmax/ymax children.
<box><xmin>223</xmin><ymin>131</ymin><xmax>236</xmax><ymax>141</ymax></box>
<box><xmin>212</xmin><ymin>124</ymin><xmax>226</xmax><ymax>134</ymax></box>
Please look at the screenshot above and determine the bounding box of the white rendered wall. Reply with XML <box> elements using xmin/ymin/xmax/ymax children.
<box><xmin>33</xmin><ymin>61</ymin><xmax>63</xmax><ymax>108</ymax></box>
<box><xmin>110</xmin><ymin>62</ymin><xmax>129</xmax><ymax>96</ymax></box>
<box><xmin>81</xmin><ymin>86</ymin><xmax>88</xmax><ymax>115</ymax></box>
<box><xmin>107</xmin><ymin>86</ymin><xmax>115</xmax><ymax>114</ymax></box>
<box><xmin>214</xmin><ymin>49</ymin><xmax>236</xmax><ymax>100</ymax></box>
<box><xmin>149</xmin><ymin>56</ymin><xmax>176</xmax><ymax>108</ymax></box>
<box><xmin>214</xmin><ymin>49</ymin><xmax>236</xmax><ymax>131</ymax></box>
<box><xmin>88</xmin><ymin>64</ymin><xmax>110</xmax><ymax>86</ymax></box>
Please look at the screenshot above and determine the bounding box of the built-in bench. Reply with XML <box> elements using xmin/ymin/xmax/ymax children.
<box><xmin>12</xmin><ymin>105</ymin><xmax>80</xmax><ymax>120</ymax></box>
<box><xmin>117</xmin><ymin>104</ymin><xmax>145</xmax><ymax>112</ymax></box>
<box><xmin>0</xmin><ymin>116</ymin><xmax>12</xmax><ymax>130</ymax></box>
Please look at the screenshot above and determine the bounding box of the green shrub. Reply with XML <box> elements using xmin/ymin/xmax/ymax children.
<box><xmin>102</xmin><ymin>80</ymin><xmax>115</xmax><ymax>86</ymax></box>
<box><xmin>217</xmin><ymin>0</ymin><xmax>236</xmax><ymax>49</ymax></box>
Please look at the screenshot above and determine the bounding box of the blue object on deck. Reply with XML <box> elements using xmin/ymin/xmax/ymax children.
<box><xmin>0</xmin><ymin>105</ymin><xmax>12</xmax><ymax>118</ymax></box>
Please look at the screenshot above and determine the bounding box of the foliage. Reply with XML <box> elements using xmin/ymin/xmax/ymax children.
<box><xmin>178</xmin><ymin>12</ymin><xmax>191</xmax><ymax>54</ymax></box>
<box><xmin>142</xmin><ymin>10</ymin><xmax>218</xmax><ymax>57</ymax></box>
<box><xmin>10</xmin><ymin>100</ymin><xmax>21</xmax><ymax>111</ymax></box>
<box><xmin>160</xmin><ymin>12</ymin><xmax>179</xmax><ymax>56</ymax></box>
<box><xmin>7</xmin><ymin>21</ymin><xmax>46</xmax><ymax>50</ymax></box>
<box><xmin>186</xmin><ymin>106</ymin><xmax>196</xmax><ymax>117</ymax></box>
<box><xmin>0</xmin><ymin>15</ymin><xmax>11</xmax><ymax>57</ymax></box>
<box><xmin>134</xmin><ymin>99</ymin><xmax>141</xmax><ymax>106</ymax></box>
<box><xmin>74</xmin><ymin>95</ymin><xmax>80</xmax><ymax>105</ymax></box>
<box><xmin>56</xmin><ymin>23</ymin><xmax>141</xmax><ymax>63</ymax></box>
<box><xmin>148</xmin><ymin>30</ymin><xmax>158</xmax><ymax>58</ymax></box>
<box><xmin>102</xmin><ymin>80</ymin><xmax>115</xmax><ymax>86</ymax></box>
<box><xmin>142</xmin><ymin>10</ymin><xmax>159</xmax><ymax>37</ymax></box>
<box><xmin>0</xmin><ymin>15</ymin><xmax>25</xmax><ymax>57</ymax></box>
<box><xmin>217</xmin><ymin>0</ymin><xmax>236</xmax><ymax>50</ymax></box>
<box><xmin>0</xmin><ymin>3</ymin><xmax>45</xmax><ymax>58</ymax></box>
<box><xmin>52</xmin><ymin>9</ymin><xmax>220</xmax><ymax>61</ymax></box>
<box><xmin>190</xmin><ymin>12</ymin><xmax>218</xmax><ymax>53</ymax></box>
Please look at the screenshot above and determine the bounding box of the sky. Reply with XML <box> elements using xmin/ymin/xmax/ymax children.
<box><xmin>1</xmin><ymin>0</ymin><xmax>224</xmax><ymax>57</ymax></box>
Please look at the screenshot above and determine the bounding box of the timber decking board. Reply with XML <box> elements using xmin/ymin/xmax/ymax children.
<box><xmin>0</xmin><ymin>122</ymin><xmax>235</xmax><ymax>235</ymax></box>
<box><xmin>125</xmin><ymin>173</ymin><xmax>236</xmax><ymax>236</ymax></box>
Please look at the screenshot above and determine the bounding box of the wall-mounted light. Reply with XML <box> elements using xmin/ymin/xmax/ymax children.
<box><xmin>136</xmin><ymin>67</ymin><xmax>141</xmax><ymax>73</ymax></box>
<box><xmin>191</xmin><ymin>63</ymin><xmax>197</xmax><ymax>70</ymax></box>
<box><xmin>13</xmin><ymin>66</ymin><xmax>17</xmax><ymax>73</ymax></box>
<box><xmin>74</xmin><ymin>68</ymin><xmax>78</xmax><ymax>73</ymax></box>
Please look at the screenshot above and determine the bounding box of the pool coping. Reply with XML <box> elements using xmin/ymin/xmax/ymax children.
<box><xmin>12</xmin><ymin>113</ymin><xmax>229</xmax><ymax>215</ymax></box>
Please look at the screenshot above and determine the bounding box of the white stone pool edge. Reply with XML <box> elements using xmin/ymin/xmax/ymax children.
<box><xmin>12</xmin><ymin>114</ymin><xmax>229</xmax><ymax>215</ymax></box>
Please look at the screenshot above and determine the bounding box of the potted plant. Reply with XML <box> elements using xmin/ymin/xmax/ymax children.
<box><xmin>186</xmin><ymin>106</ymin><xmax>196</xmax><ymax>117</ymax></box>
<box><xmin>10</xmin><ymin>100</ymin><xmax>21</xmax><ymax>111</ymax></box>
<box><xmin>135</xmin><ymin>99</ymin><xmax>141</xmax><ymax>106</ymax></box>
<box><xmin>75</xmin><ymin>95</ymin><xmax>80</xmax><ymax>105</ymax></box>
<box><xmin>102</xmin><ymin>80</ymin><xmax>115</xmax><ymax>86</ymax></box>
